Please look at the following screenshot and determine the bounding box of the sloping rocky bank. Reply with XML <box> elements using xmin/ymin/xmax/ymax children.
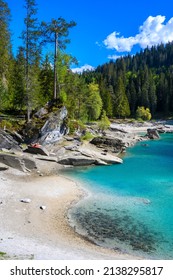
<box><xmin>0</xmin><ymin>106</ymin><xmax>173</xmax><ymax>173</ymax></box>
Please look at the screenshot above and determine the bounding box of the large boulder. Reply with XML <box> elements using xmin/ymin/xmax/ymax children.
<box><xmin>39</xmin><ymin>106</ymin><xmax>68</xmax><ymax>144</ymax></box>
<box><xmin>24</xmin><ymin>145</ymin><xmax>49</xmax><ymax>156</ymax></box>
<box><xmin>0</xmin><ymin>153</ymin><xmax>37</xmax><ymax>172</ymax></box>
<box><xmin>147</xmin><ymin>129</ymin><xmax>160</xmax><ymax>139</ymax></box>
<box><xmin>90</xmin><ymin>136</ymin><xmax>125</xmax><ymax>153</ymax></box>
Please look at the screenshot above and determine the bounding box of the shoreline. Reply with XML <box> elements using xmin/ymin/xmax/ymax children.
<box><xmin>1</xmin><ymin>121</ymin><xmax>173</xmax><ymax>260</ymax></box>
<box><xmin>0</xmin><ymin>168</ymin><xmax>139</xmax><ymax>260</ymax></box>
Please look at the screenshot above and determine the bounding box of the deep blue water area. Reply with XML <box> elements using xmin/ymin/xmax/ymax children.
<box><xmin>61</xmin><ymin>134</ymin><xmax>173</xmax><ymax>259</ymax></box>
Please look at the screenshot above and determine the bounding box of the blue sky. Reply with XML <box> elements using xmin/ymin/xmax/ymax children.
<box><xmin>7</xmin><ymin>0</ymin><xmax>173</xmax><ymax>72</ymax></box>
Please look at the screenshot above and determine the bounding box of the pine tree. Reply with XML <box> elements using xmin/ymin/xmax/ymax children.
<box><xmin>22</xmin><ymin>0</ymin><xmax>41</xmax><ymax>121</ymax></box>
<box><xmin>0</xmin><ymin>0</ymin><xmax>12</xmax><ymax>110</ymax></box>
<box><xmin>148</xmin><ymin>71</ymin><xmax>157</xmax><ymax>115</ymax></box>
<box><xmin>99</xmin><ymin>78</ymin><xmax>113</xmax><ymax>117</ymax></box>
<box><xmin>40</xmin><ymin>17</ymin><xmax>76</xmax><ymax>100</ymax></box>
<box><xmin>114</xmin><ymin>76</ymin><xmax>130</xmax><ymax>118</ymax></box>
<box><xmin>39</xmin><ymin>54</ymin><xmax>54</xmax><ymax>103</ymax></box>
<box><xmin>87</xmin><ymin>82</ymin><xmax>103</xmax><ymax>120</ymax></box>
<box><xmin>11</xmin><ymin>47</ymin><xmax>26</xmax><ymax>110</ymax></box>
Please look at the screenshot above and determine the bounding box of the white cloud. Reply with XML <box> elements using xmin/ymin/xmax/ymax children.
<box><xmin>71</xmin><ymin>64</ymin><xmax>95</xmax><ymax>74</ymax></box>
<box><xmin>108</xmin><ymin>54</ymin><xmax>122</xmax><ymax>60</ymax></box>
<box><xmin>103</xmin><ymin>15</ymin><xmax>173</xmax><ymax>52</ymax></box>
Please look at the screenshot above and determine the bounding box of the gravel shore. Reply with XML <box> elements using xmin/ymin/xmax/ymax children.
<box><xmin>0</xmin><ymin>167</ymin><xmax>138</xmax><ymax>260</ymax></box>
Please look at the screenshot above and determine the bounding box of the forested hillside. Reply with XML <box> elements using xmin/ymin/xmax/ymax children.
<box><xmin>1</xmin><ymin>0</ymin><xmax>173</xmax><ymax>127</ymax></box>
<box><xmin>83</xmin><ymin>42</ymin><xmax>173</xmax><ymax>118</ymax></box>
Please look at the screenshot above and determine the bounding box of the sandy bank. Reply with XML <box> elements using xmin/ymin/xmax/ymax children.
<box><xmin>0</xmin><ymin>168</ymin><xmax>139</xmax><ymax>260</ymax></box>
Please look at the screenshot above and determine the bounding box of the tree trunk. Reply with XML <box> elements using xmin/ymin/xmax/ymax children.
<box><xmin>53</xmin><ymin>32</ymin><xmax>58</xmax><ymax>100</ymax></box>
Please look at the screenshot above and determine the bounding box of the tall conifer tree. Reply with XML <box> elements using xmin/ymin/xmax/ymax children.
<box><xmin>22</xmin><ymin>0</ymin><xmax>41</xmax><ymax>121</ymax></box>
<box><xmin>41</xmin><ymin>17</ymin><xmax>76</xmax><ymax>100</ymax></box>
<box><xmin>0</xmin><ymin>0</ymin><xmax>12</xmax><ymax>110</ymax></box>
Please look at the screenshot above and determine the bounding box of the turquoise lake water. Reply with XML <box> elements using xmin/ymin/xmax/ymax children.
<box><xmin>62</xmin><ymin>133</ymin><xmax>173</xmax><ymax>259</ymax></box>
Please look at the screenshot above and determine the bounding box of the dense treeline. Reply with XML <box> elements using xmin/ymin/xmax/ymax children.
<box><xmin>1</xmin><ymin>0</ymin><xmax>173</xmax><ymax>124</ymax></box>
<box><xmin>83</xmin><ymin>42</ymin><xmax>173</xmax><ymax>118</ymax></box>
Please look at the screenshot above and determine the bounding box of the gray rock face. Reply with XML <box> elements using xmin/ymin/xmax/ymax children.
<box><xmin>0</xmin><ymin>153</ymin><xmax>37</xmax><ymax>172</ymax></box>
<box><xmin>34</xmin><ymin>107</ymin><xmax>48</xmax><ymax>118</ymax></box>
<box><xmin>24</xmin><ymin>145</ymin><xmax>49</xmax><ymax>156</ymax></box>
<box><xmin>90</xmin><ymin>136</ymin><xmax>125</xmax><ymax>153</ymax></box>
<box><xmin>58</xmin><ymin>149</ymin><xmax>123</xmax><ymax>166</ymax></box>
<box><xmin>39</xmin><ymin>106</ymin><xmax>68</xmax><ymax>144</ymax></box>
<box><xmin>0</xmin><ymin>163</ymin><xmax>9</xmax><ymax>171</ymax></box>
<box><xmin>147</xmin><ymin>129</ymin><xmax>160</xmax><ymax>139</ymax></box>
<box><xmin>0</xmin><ymin>129</ymin><xmax>21</xmax><ymax>151</ymax></box>
<box><xmin>58</xmin><ymin>156</ymin><xmax>96</xmax><ymax>166</ymax></box>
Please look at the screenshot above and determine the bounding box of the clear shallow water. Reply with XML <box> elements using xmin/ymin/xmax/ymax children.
<box><xmin>62</xmin><ymin>134</ymin><xmax>173</xmax><ymax>259</ymax></box>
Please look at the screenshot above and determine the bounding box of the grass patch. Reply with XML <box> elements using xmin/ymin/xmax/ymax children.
<box><xmin>0</xmin><ymin>251</ymin><xmax>6</xmax><ymax>258</ymax></box>
<box><xmin>80</xmin><ymin>132</ymin><xmax>94</xmax><ymax>141</ymax></box>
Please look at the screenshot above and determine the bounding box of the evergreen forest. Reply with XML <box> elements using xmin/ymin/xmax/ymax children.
<box><xmin>1</xmin><ymin>0</ymin><xmax>173</xmax><ymax>128</ymax></box>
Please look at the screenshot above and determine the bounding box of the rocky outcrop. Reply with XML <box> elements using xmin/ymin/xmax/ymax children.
<box><xmin>0</xmin><ymin>153</ymin><xmax>37</xmax><ymax>172</ymax></box>
<box><xmin>39</xmin><ymin>106</ymin><xmax>68</xmax><ymax>145</ymax></box>
<box><xmin>21</xmin><ymin>106</ymin><xmax>68</xmax><ymax>145</ymax></box>
<box><xmin>79</xmin><ymin>145</ymin><xmax>123</xmax><ymax>164</ymax></box>
<box><xmin>147</xmin><ymin>129</ymin><xmax>160</xmax><ymax>139</ymax></box>
<box><xmin>0</xmin><ymin>163</ymin><xmax>9</xmax><ymax>171</ymax></box>
<box><xmin>58</xmin><ymin>156</ymin><xmax>96</xmax><ymax>166</ymax></box>
<box><xmin>57</xmin><ymin>141</ymin><xmax>123</xmax><ymax>167</ymax></box>
<box><xmin>90</xmin><ymin>136</ymin><xmax>125</xmax><ymax>153</ymax></box>
<box><xmin>24</xmin><ymin>145</ymin><xmax>49</xmax><ymax>156</ymax></box>
<box><xmin>0</xmin><ymin>129</ymin><xmax>21</xmax><ymax>151</ymax></box>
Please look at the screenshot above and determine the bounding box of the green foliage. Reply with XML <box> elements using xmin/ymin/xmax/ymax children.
<box><xmin>80</xmin><ymin>131</ymin><xmax>94</xmax><ymax>141</ymax></box>
<box><xmin>0</xmin><ymin>251</ymin><xmax>6</xmax><ymax>258</ymax></box>
<box><xmin>21</xmin><ymin>0</ymin><xmax>42</xmax><ymax>121</ymax></box>
<box><xmin>114</xmin><ymin>77</ymin><xmax>130</xmax><ymax>118</ymax></box>
<box><xmin>136</xmin><ymin>106</ymin><xmax>152</xmax><ymax>121</ymax></box>
<box><xmin>0</xmin><ymin>0</ymin><xmax>11</xmax><ymax>77</ymax></box>
<box><xmin>1</xmin><ymin>1</ymin><xmax>173</xmax><ymax>122</ymax></box>
<box><xmin>0</xmin><ymin>117</ymin><xmax>26</xmax><ymax>131</ymax></box>
<box><xmin>40</xmin><ymin>17</ymin><xmax>76</xmax><ymax>100</ymax></box>
<box><xmin>38</xmin><ymin>54</ymin><xmax>54</xmax><ymax>103</ymax></box>
<box><xmin>98</xmin><ymin>110</ymin><xmax>110</xmax><ymax>131</ymax></box>
<box><xmin>68</xmin><ymin>119</ymin><xmax>85</xmax><ymax>134</ymax></box>
<box><xmin>0</xmin><ymin>119</ymin><xmax>13</xmax><ymax>129</ymax></box>
<box><xmin>87</xmin><ymin>82</ymin><xmax>102</xmax><ymax>120</ymax></box>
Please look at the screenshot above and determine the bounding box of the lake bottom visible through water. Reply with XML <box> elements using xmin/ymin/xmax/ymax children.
<box><xmin>61</xmin><ymin>134</ymin><xmax>173</xmax><ymax>259</ymax></box>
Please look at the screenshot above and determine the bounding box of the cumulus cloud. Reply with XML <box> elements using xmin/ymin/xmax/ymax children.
<box><xmin>103</xmin><ymin>15</ymin><xmax>173</xmax><ymax>52</ymax></box>
<box><xmin>71</xmin><ymin>64</ymin><xmax>95</xmax><ymax>74</ymax></box>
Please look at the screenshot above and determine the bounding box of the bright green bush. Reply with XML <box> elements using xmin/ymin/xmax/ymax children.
<box><xmin>136</xmin><ymin>106</ymin><xmax>152</xmax><ymax>121</ymax></box>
